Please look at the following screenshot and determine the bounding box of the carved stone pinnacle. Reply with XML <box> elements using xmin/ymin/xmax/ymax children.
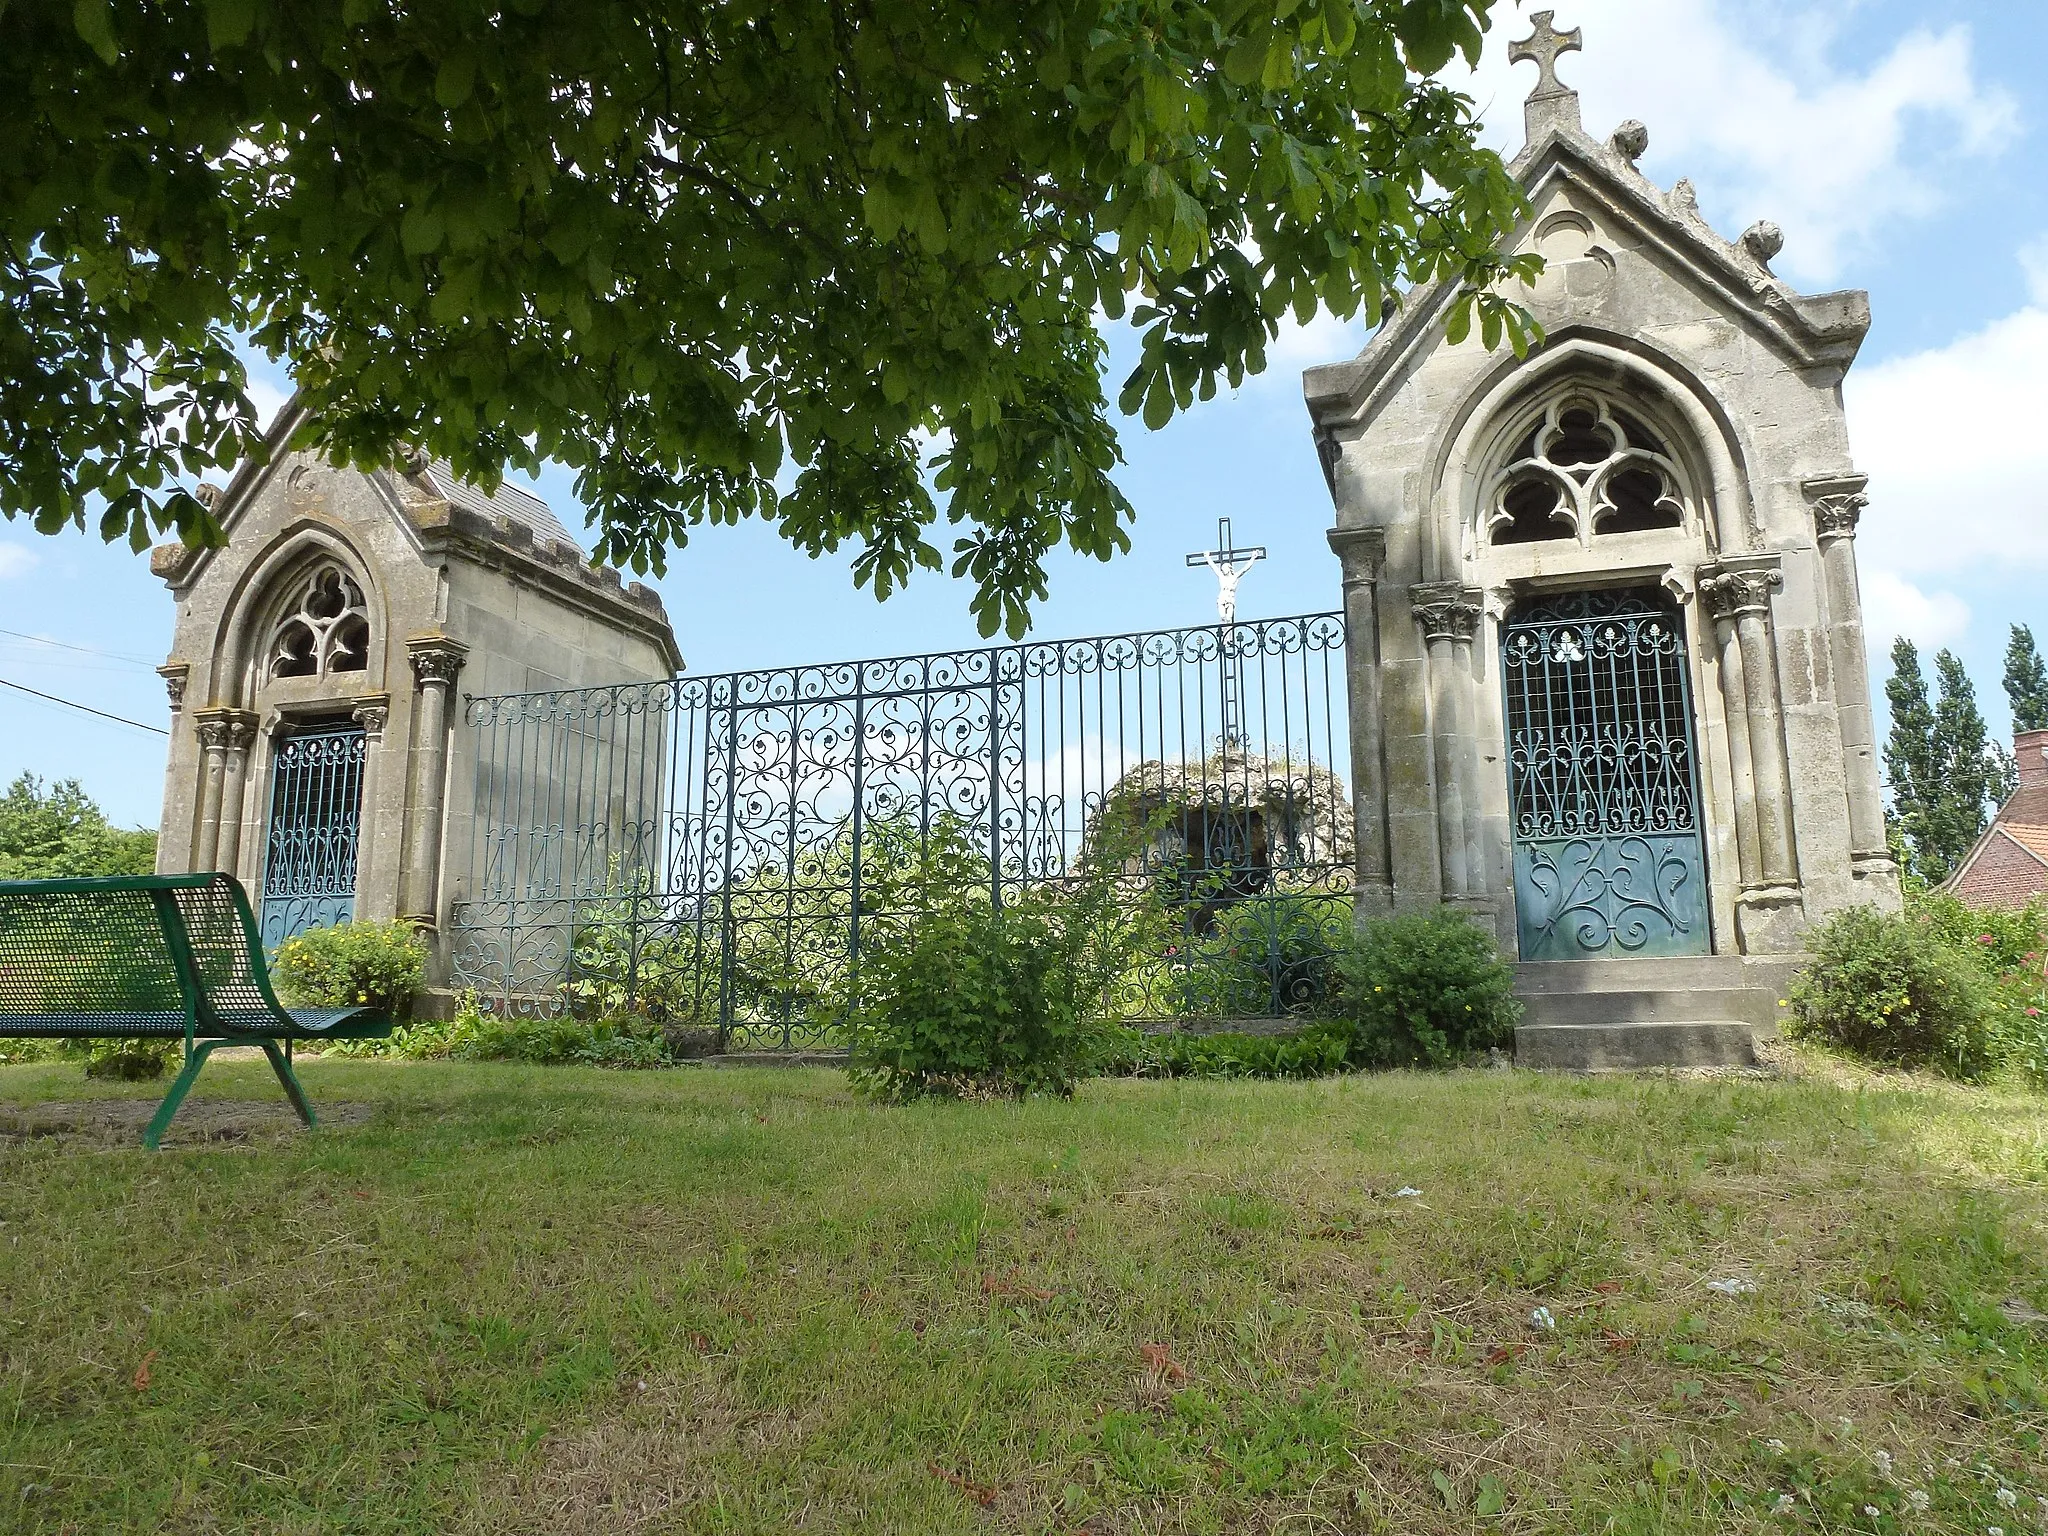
<box><xmin>1740</xmin><ymin>220</ymin><xmax>1784</xmax><ymax>272</ymax></box>
<box><xmin>1609</xmin><ymin>121</ymin><xmax>1649</xmax><ymax>163</ymax></box>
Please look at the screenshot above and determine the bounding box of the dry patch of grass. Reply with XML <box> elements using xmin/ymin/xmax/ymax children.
<box><xmin>0</xmin><ymin>1054</ymin><xmax>2043</xmax><ymax>1533</ymax></box>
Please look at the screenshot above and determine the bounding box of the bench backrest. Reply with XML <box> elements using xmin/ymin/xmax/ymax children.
<box><xmin>0</xmin><ymin>873</ymin><xmax>289</xmax><ymax>1037</ymax></box>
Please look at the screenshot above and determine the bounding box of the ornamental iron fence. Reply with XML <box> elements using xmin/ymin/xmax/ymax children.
<box><xmin>448</xmin><ymin>612</ymin><xmax>1352</xmax><ymax>1049</ymax></box>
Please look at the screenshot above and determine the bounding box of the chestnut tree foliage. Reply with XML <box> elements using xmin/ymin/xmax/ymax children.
<box><xmin>5</xmin><ymin>0</ymin><xmax>1535</xmax><ymax>634</ymax></box>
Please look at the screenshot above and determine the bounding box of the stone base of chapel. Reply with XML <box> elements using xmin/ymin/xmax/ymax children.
<box><xmin>1512</xmin><ymin>954</ymin><xmax>1803</xmax><ymax>1071</ymax></box>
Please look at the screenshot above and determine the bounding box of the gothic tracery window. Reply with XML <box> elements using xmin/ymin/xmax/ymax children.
<box><xmin>1486</xmin><ymin>394</ymin><xmax>1688</xmax><ymax>547</ymax></box>
<box><xmin>267</xmin><ymin>563</ymin><xmax>370</xmax><ymax>681</ymax></box>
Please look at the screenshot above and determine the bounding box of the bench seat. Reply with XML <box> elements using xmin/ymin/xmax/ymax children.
<box><xmin>0</xmin><ymin>872</ymin><xmax>397</xmax><ymax>1146</ymax></box>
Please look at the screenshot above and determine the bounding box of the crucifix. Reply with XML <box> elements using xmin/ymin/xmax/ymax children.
<box><xmin>1186</xmin><ymin>517</ymin><xmax>1266</xmax><ymax>749</ymax></box>
<box><xmin>1186</xmin><ymin>517</ymin><xmax>1266</xmax><ymax>626</ymax></box>
<box><xmin>1509</xmin><ymin>10</ymin><xmax>1582</xmax><ymax>99</ymax></box>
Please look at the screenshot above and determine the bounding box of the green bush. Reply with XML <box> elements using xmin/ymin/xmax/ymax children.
<box><xmin>1166</xmin><ymin>895</ymin><xmax>1350</xmax><ymax>1020</ymax></box>
<box><xmin>845</xmin><ymin>823</ymin><xmax>1144</xmax><ymax>1101</ymax></box>
<box><xmin>1331</xmin><ymin>907</ymin><xmax>1520</xmax><ymax>1068</ymax></box>
<box><xmin>1786</xmin><ymin>905</ymin><xmax>1994</xmax><ymax>1078</ymax></box>
<box><xmin>1095</xmin><ymin>1023</ymin><xmax>1351</xmax><ymax>1079</ymax></box>
<box><xmin>272</xmin><ymin>919</ymin><xmax>427</xmax><ymax>1017</ymax></box>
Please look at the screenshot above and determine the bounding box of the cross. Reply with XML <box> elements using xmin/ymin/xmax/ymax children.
<box><xmin>1509</xmin><ymin>9</ymin><xmax>1582</xmax><ymax>98</ymax></box>
<box><xmin>1185</xmin><ymin>517</ymin><xmax>1265</xmax><ymax>627</ymax></box>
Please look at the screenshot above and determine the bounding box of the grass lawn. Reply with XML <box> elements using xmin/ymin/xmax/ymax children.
<box><xmin>2</xmin><ymin>1055</ymin><xmax>2047</xmax><ymax>1533</ymax></box>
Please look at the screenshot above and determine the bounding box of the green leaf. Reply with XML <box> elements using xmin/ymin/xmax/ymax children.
<box><xmin>72</xmin><ymin>0</ymin><xmax>118</xmax><ymax>64</ymax></box>
<box><xmin>1475</xmin><ymin>1474</ymin><xmax>1505</xmax><ymax>1516</ymax></box>
<box><xmin>1444</xmin><ymin>293</ymin><xmax>1473</xmax><ymax>346</ymax></box>
<box><xmin>1224</xmin><ymin>32</ymin><xmax>1268</xmax><ymax>88</ymax></box>
<box><xmin>436</xmin><ymin>52</ymin><xmax>477</xmax><ymax>109</ymax></box>
<box><xmin>203</xmin><ymin>0</ymin><xmax>258</xmax><ymax>51</ymax></box>
<box><xmin>1432</xmin><ymin>1469</ymin><xmax>1461</xmax><ymax>1510</ymax></box>
<box><xmin>400</xmin><ymin>205</ymin><xmax>446</xmax><ymax>256</ymax></box>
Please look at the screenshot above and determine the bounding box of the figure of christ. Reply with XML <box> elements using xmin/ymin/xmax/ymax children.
<box><xmin>1203</xmin><ymin>547</ymin><xmax>1262</xmax><ymax>625</ymax></box>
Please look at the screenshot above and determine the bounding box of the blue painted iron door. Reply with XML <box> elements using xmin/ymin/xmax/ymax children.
<box><xmin>1500</xmin><ymin>588</ymin><xmax>1711</xmax><ymax>960</ymax></box>
<box><xmin>260</xmin><ymin>722</ymin><xmax>368</xmax><ymax>948</ymax></box>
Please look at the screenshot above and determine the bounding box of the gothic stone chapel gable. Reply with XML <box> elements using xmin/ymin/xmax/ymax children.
<box><xmin>151</xmin><ymin>402</ymin><xmax>680</xmax><ymax>967</ymax></box>
<box><xmin>1308</xmin><ymin>15</ymin><xmax>1897</xmax><ymax>1061</ymax></box>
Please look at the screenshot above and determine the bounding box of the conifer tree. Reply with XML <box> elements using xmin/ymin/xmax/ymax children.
<box><xmin>1923</xmin><ymin>649</ymin><xmax>1996</xmax><ymax>881</ymax></box>
<box><xmin>2005</xmin><ymin>625</ymin><xmax>2048</xmax><ymax>732</ymax></box>
<box><xmin>1883</xmin><ymin>638</ymin><xmax>1938</xmax><ymax>877</ymax></box>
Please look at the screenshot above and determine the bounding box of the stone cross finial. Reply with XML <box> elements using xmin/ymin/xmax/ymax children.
<box><xmin>1510</xmin><ymin>10</ymin><xmax>1584</xmax><ymax>139</ymax></box>
<box><xmin>1510</xmin><ymin>10</ymin><xmax>1582</xmax><ymax>97</ymax></box>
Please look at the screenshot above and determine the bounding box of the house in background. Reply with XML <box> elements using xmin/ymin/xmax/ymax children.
<box><xmin>1948</xmin><ymin>729</ymin><xmax>2048</xmax><ymax>910</ymax></box>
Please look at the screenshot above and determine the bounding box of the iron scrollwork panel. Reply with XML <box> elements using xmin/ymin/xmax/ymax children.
<box><xmin>1502</xmin><ymin>588</ymin><xmax>1711</xmax><ymax>960</ymax></box>
<box><xmin>259</xmin><ymin>723</ymin><xmax>367</xmax><ymax>947</ymax></box>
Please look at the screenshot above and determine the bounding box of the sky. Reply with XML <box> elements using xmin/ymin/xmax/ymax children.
<box><xmin>3</xmin><ymin>0</ymin><xmax>2044</xmax><ymax>830</ymax></box>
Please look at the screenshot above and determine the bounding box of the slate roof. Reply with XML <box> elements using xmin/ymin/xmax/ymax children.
<box><xmin>419</xmin><ymin>460</ymin><xmax>581</xmax><ymax>552</ymax></box>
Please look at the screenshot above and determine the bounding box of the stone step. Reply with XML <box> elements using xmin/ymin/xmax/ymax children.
<box><xmin>1515</xmin><ymin>1021</ymin><xmax>1758</xmax><ymax>1071</ymax></box>
<box><xmin>1517</xmin><ymin>986</ymin><xmax>1778</xmax><ymax>1029</ymax></box>
<box><xmin>1513</xmin><ymin>956</ymin><xmax>1801</xmax><ymax>995</ymax></box>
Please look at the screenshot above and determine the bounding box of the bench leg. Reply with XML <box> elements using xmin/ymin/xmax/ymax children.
<box><xmin>143</xmin><ymin>1040</ymin><xmax>223</xmax><ymax>1151</ymax></box>
<box><xmin>259</xmin><ymin>1040</ymin><xmax>317</xmax><ymax>1131</ymax></box>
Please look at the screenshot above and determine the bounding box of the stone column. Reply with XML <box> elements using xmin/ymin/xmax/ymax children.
<box><xmin>1326</xmin><ymin>527</ymin><xmax>1391</xmax><ymax>916</ymax></box>
<box><xmin>155</xmin><ymin>664</ymin><xmax>190</xmax><ymax>874</ymax></box>
<box><xmin>1805</xmin><ymin>475</ymin><xmax>1893</xmax><ymax>875</ymax></box>
<box><xmin>1411</xmin><ymin>582</ymin><xmax>1484</xmax><ymax>901</ymax></box>
<box><xmin>399</xmin><ymin>636</ymin><xmax>468</xmax><ymax>926</ymax></box>
<box><xmin>351</xmin><ymin>697</ymin><xmax>391</xmax><ymax>898</ymax></box>
<box><xmin>214</xmin><ymin>711</ymin><xmax>260</xmax><ymax>878</ymax></box>
<box><xmin>192</xmin><ymin>709</ymin><xmax>232</xmax><ymax>872</ymax></box>
<box><xmin>1701</xmin><ymin>558</ymin><xmax>1804</xmax><ymax>948</ymax></box>
<box><xmin>1707</xmin><ymin>609</ymin><xmax>1763</xmax><ymax>887</ymax></box>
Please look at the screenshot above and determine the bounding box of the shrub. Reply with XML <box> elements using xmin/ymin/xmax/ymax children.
<box><xmin>1331</xmin><ymin>907</ymin><xmax>1520</xmax><ymax>1068</ymax></box>
<box><xmin>1166</xmin><ymin>895</ymin><xmax>1350</xmax><ymax>1020</ymax></box>
<box><xmin>1786</xmin><ymin>905</ymin><xmax>1993</xmax><ymax>1078</ymax></box>
<box><xmin>1094</xmin><ymin>1023</ymin><xmax>1351</xmax><ymax>1079</ymax></box>
<box><xmin>845</xmin><ymin>823</ymin><xmax>1144</xmax><ymax>1101</ymax></box>
<box><xmin>273</xmin><ymin>919</ymin><xmax>427</xmax><ymax>1017</ymax></box>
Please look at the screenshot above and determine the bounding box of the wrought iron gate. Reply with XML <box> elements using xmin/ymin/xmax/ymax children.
<box><xmin>259</xmin><ymin>721</ymin><xmax>368</xmax><ymax>947</ymax></box>
<box><xmin>1500</xmin><ymin>587</ymin><xmax>1710</xmax><ymax>960</ymax></box>
<box><xmin>450</xmin><ymin>614</ymin><xmax>1352</xmax><ymax>1048</ymax></box>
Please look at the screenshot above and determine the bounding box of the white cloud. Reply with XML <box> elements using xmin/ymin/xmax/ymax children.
<box><xmin>1462</xmin><ymin>2</ymin><xmax>2017</xmax><ymax>283</ymax></box>
<box><xmin>1857</xmin><ymin>568</ymin><xmax>1971</xmax><ymax>658</ymax></box>
<box><xmin>0</xmin><ymin>541</ymin><xmax>38</xmax><ymax>580</ymax></box>
<box><xmin>244</xmin><ymin>373</ymin><xmax>293</xmax><ymax>435</ymax></box>
<box><xmin>1846</xmin><ymin>276</ymin><xmax>2048</xmax><ymax>581</ymax></box>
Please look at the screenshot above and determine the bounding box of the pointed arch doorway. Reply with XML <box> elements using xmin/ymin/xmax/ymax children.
<box><xmin>1500</xmin><ymin>586</ymin><xmax>1711</xmax><ymax>960</ymax></box>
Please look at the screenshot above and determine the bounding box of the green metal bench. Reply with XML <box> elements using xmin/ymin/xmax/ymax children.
<box><xmin>0</xmin><ymin>873</ymin><xmax>394</xmax><ymax>1148</ymax></box>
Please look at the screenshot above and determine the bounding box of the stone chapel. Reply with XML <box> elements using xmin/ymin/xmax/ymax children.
<box><xmin>1309</xmin><ymin>14</ymin><xmax>1897</xmax><ymax>1063</ymax></box>
<box><xmin>150</xmin><ymin>400</ymin><xmax>679</xmax><ymax>956</ymax></box>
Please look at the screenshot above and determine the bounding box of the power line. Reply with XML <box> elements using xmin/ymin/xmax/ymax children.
<box><xmin>0</xmin><ymin>676</ymin><xmax>169</xmax><ymax>735</ymax></box>
<box><xmin>0</xmin><ymin>627</ymin><xmax>157</xmax><ymax>666</ymax></box>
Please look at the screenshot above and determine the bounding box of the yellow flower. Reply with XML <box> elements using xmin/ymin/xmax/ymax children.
<box><xmin>1777</xmin><ymin>999</ymin><xmax>1788</xmax><ymax>1008</ymax></box>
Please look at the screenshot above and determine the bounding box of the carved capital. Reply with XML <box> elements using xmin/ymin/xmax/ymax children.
<box><xmin>157</xmin><ymin>662</ymin><xmax>190</xmax><ymax>712</ymax></box>
<box><xmin>1325</xmin><ymin>526</ymin><xmax>1386</xmax><ymax>586</ymax></box>
<box><xmin>224</xmin><ymin>711</ymin><xmax>259</xmax><ymax>751</ymax></box>
<box><xmin>1698</xmin><ymin>560</ymin><xmax>1783</xmax><ymax>623</ymax></box>
<box><xmin>406</xmin><ymin>634</ymin><xmax>469</xmax><ymax>689</ymax></box>
<box><xmin>352</xmin><ymin>696</ymin><xmax>391</xmax><ymax>737</ymax></box>
<box><xmin>193</xmin><ymin>708</ymin><xmax>233</xmax><ymax>753</ymax></box>
<box><xmin>1410</xmin><ymin>581</ymin><xmax>1483</xmax><ymax>644</ymax></box>
<box><xmin>1803</xmin><ymin>473</ymin><xmax>1869</xmax><ymax>545</ymax></box>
